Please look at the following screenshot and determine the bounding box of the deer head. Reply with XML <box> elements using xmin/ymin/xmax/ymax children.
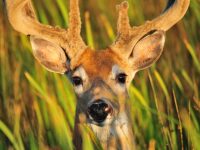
<box><xmin>6</xmin><ymin>0</ymin><xmax>190</xmax><ymax>149</ymax></box>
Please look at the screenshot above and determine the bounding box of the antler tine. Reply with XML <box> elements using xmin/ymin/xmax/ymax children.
<box><xmin>139</xmin><ymin>0</ymin><xmax>190</xmax><ymax>32</ymax></box>
<box><xmin>68</xmin><ymin>0</ymin><xmax>81</xmax><ymax>37</ymax></box>
<box><xmin>114</xmin><ymin>1</ymin><xmax>132</xmax><ymax>53</ymax></box>
<box><xmin>66</xmin><ymin>0</ymin><xmax>87</xmax><ymax>58</ymax></box>
<box><xmin>111</xmin><ymin>0</ymin><xmax>190</xmax><ymax>58</ymax></box>
<box><xmin>116</xmin><ymin>1</ymin><xmax>130</xmax><ymax>39</ymax></box>
<box><xmin>111</xmin><ymin>1</ymin><xmax>133</xmax><ymax>57</ymax></box>
<box><xmin>6</xmin><ymin>0</ymin><xmax>66</xmax><ymax>46</ymax></box>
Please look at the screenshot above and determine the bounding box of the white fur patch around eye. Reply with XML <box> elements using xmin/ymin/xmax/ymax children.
<box><xmin>110</xmin><ymin>65</ymin><xmax>137</xmax><ymax>88</ymax></box>
<box><xmin>72</xmin><ymin>66</ymin><xmax>88</xmax><ymax>94</ymax></box>
<box><xmin>108</xmin><ymin>65</ymin><xmax>128</xmax><ymax>93</ymax></box>
<box><xmin>73</xmin><ymin>66</ymin><xmax>87</xmax><ymax>81</ymax></box>
<box><xmin>111</xmin><ymin>65</ymin><xmax>124</xmax><ymax>79</ymax></box>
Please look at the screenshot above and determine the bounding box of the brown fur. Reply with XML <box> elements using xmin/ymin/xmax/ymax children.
<box><xmin>74</xmin><ymin>48</ymin><xmax>128</xmax><ymax>81</ymax></box>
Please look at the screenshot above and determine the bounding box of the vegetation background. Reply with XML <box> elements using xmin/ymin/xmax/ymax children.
<box><xmin>0</xmin><ymin>0</ymin><xmax>200</xmax><ymax>149</ymax></box>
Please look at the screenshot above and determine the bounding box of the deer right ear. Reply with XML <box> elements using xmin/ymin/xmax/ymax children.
<box><xmin>30</xmin><ymin>36</ymin><xmax>68</xmax><ymax>74</ymax></box>
<box><xmin>129</xmin><ymin>30</ymin><xmax>165</xmax><ymax>71</ymax></box>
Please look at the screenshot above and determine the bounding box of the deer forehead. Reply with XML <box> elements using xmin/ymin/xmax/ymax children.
<box><xmin>73</xmin><ymin>48</ymin><xmax>128</xmax><ymax>80</ymax></box>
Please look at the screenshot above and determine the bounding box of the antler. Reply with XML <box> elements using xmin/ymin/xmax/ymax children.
<box><xmin>111</xmin><ymin>0</ymin><xmax>190</xmax><ymax>58</ymax></box>
<box><xmin>6</xmin><ymin>0</ymin><xmax>86</xmax><ymax>58</ymax></box>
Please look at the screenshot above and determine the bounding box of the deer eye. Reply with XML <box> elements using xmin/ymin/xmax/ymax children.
<box><xmin>116</xmin><ymin>73</ymin><xmax>127</xmax><ymax>84</ymax></box>
<box><xmin>72</xmin><ymin>76</ymin><xmax>83</xmax><ymax>86</ymax></box>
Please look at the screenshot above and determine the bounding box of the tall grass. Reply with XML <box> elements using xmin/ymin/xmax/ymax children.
<box><xmin>0</xmin><ymin>0</ymin><xmax>200</xmax><ymax>149</ymax></box>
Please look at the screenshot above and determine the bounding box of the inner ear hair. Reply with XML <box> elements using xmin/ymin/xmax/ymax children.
<box><xmin>129</xmin><ymin>30</ymin><xmax>165</xmax><ymax>71</ymax></box>
<box><xmin>129</xmin><ymin>29</ymin><xmax>158</xmax><ymax>58</ymax></box>
<box><xmin>30</xmin><ymin>36</ymin><xmax>69</xmax><ymax>74</ymax></box>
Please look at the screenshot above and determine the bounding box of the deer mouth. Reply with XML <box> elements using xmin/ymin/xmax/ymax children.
<box><xmin>87</xmin><ymin>99</ymin><xmax>114</xmax><ymax>126</ymax></box>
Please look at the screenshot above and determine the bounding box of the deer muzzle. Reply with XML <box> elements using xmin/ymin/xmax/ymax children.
<box><xmin>87</xmin><ymin>99</ymin><xmax>114</xmax><ymax>125</ymax></box>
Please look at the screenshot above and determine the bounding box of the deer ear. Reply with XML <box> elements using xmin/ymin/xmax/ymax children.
<box><xmin>30</xmin><ymin>36</ymin><xmax>68</xmax><ymax>74</ymax></box>
<box><xmin>130</xmin><ymin>30</ymin><xmax>165</xmax><ymax>71</ymax></box>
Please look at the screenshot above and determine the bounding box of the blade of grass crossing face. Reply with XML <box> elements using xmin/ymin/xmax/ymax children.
<box><xmin>81</xmin><ymin>125</ymin><xmax>94</xmax><ymax>150</ymax></box>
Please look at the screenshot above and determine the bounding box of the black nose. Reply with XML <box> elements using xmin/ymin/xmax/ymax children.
<box><xmin>87</xmin><ymin>100</ymin><xmax>113</xmax><ymax>123</ymax></box>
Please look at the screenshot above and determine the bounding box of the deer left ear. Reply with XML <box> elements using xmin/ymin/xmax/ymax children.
<box><xmin>129</xmin><ymin>30</ymin><xmax>165</xmax><ymax>71</ymax></box>
<box><xmin>30</xmin><ymin>36</ymin><xmax>68</xmax><ymax>74</ymax></box>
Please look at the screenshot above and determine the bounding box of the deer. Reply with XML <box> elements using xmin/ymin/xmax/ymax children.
<box><xmin>5</xmin><ymin>0</ymin><xmax>190</xmax><ymax>149</ymax></box>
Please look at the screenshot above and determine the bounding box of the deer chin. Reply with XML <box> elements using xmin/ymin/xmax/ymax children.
<box><xmin>88</xmin><ymin>111</ymin><xmax>135</xmax><ymax>149</ymax></box>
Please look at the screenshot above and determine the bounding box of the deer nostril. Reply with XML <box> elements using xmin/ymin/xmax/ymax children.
<box><xmin>88</xmin><ymin>100</ymin><xmax>113</xmax><ymax>123</ymax></box>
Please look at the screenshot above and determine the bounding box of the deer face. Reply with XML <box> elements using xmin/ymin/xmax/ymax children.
<box><xmin>6</xmin><ymin>0</ymin><xmax>190</xmax><ymax>148</ymax></box>
<box><xmin>30</xmin><ymin>28</ymin><xmax>165</xmax><ymax>127</ymax></box>
<box><xmin>66</xmin><ymin>30</ymin><xmax>165</xmax><ymax>126</ymax></box>
<box><xmin>69</xmin><ymin>49</ymin><xmax>130</xmax><ymax>126</ymax></box>
<box><xmin>29</xmin><ymin>30</ymin><xmax>165</xmax><ymax>149</ymax></box>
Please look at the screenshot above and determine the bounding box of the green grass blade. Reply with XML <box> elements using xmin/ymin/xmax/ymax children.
<box><xmin>0</xmin><ymin>121</ymin><xmax>20</xmax><ymax>150</ymax></box>
<box><xmin>85</xmin><ymin>12</ymin><xmax>95</xmax><ymax>48</ymax></box>
<box><xmin>183</xmin><ymin>39</ymin><xmax>200</xmax><ymax>73</ymax></box>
